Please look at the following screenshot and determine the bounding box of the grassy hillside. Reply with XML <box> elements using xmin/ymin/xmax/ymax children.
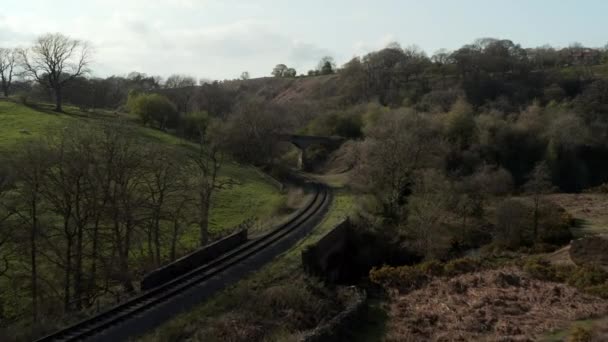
<box><xmin>0</xmin><ymin>99</ymin><xmax>284</xmax><ymax>236</ymax></box>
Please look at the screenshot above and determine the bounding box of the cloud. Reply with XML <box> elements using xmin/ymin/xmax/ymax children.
<box><xmin>2</xmin><ymin>1</ymin><xmax>332</xmax><ymax>79</ymax></box>
<box><xmin>288</xmin><ymin>41</ymin><xmax>332</xmax><ymax>70</ymax></box>
<box><xmin>85</xmin><ymin>17</ymin><xmax>333</xmax><ymax>79</ymax></box>
<box><xmin>0</xmin><ymin>18</ymin><xmax>35</xmax><ymax>47</ymax></box>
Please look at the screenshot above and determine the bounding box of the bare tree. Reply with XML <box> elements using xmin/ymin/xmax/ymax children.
<box><xmin>10</xmin><ymin>141</ymin><xmax>53</xmax><ymax>322</ymax></box>
<box><xmin>164</xmin><ymin>74</ymin><xmax>196</xmax><ymax>89</ymax></box>
<box><xmin>188</xmin><ymin>124</ymin><xmax>234</xmax><ymax>246</ymax></box>
<box><xmin>0</xmin><ymin>48</ymin><xmax>17</xmax><ymax>97</ymax></box>
<box><xmin>0</xmin><ymin>160</ymin><xmax>14</xmax><ymax>278</ymax></box>
<box><xmin>356</xmin><ymin>109</ymin><xmax>446</xmax><ymax>219</ymax></box>
<box><xmin>405</xmin><ymin>169</ymin><xmax>453</xmax><ymax>259</ymax></box>
<box><xmin>222</xmin><ymin>101</ymin><xmax>290</xmax><ymax>166</ymax></box>
<box><xmin>317</xmin><ymin>56</ymin><xmax>336</xmax><ymax>75</ymax></box>
<box><xmin>18</xmin><ymin>33</ymin><xmax>91</xmax><ymax>112</ymax></box>
<box><xmin>141</xmin><ymin>145</ymin><xmax>187</xmax><ymax>265</ymax></box>
<box><xmin>431</xmin><ymin>48</ymin><xmax>452</xmax><ymax>65</ymax></box>
<box><xmin>240</xmin><ymin>71</ymin><xmax>250</xmax><ymax>80</ymax></box>
<box><xmin>524</xmin><ymin>162</ymin><xmax>554</xmax><ymax>241</ymax></box>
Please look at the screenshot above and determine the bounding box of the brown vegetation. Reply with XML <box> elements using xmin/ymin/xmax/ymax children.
<box><xmin>384</xmin><ymin>267</ymin><xmax>608</xmax><ymax>341</ymax></box>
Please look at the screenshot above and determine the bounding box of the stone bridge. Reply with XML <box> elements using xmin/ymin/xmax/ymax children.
<box><xmin>278</xmin><ymin>134</ymin><xmax>346</xmax><ymax>170</ymax></box>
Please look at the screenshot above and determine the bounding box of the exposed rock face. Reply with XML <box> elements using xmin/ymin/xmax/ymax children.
<box><xmin>570</xmin><ymin>236</ymin><xmax>608</xmax><ymax>269</ymax></box>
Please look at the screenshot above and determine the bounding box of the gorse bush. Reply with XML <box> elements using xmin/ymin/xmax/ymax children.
<box><xmin>443</xmin><ymin>257</ymin><xmax>481</xmax><ymax>276</ymax></box>
<box><xmin>369</xmin><ymin>257</ymin><xmax>483</xmax><ymax>292</ymax></box>
<box><xmin>522</xmin><ymin>257</ymin><xmax>561</xmax><ymax>281</ymax></box>
<box><xmin>417</xmin><ymin>260</ymin><xmax>445</xmax><ymax>277</ymax></box>
<box><xmin>566</xmin><ymin>265</ymin><xmax>608</xmax><ymax>289</ymax></box>
<box><xmin>568</xmin><ymin>326</ymin><xmax>593</xmax><ymax>342</ymax></box>
<box><xmin>369</xmin><ymin>264</ymin><xmax>428</xmax><ymax>292</ymax></box>
<box><xmin>584</xmin><ymin>284</ymin><xmax>608</xmax><ymax>299</ymax></box>
<box><xmin>523</xmin><ymin>257</ymin><xmax>608</xmax><ymax>299</ymax></box>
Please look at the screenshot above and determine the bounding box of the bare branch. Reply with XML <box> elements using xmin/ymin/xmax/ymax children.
<box><xmin>19</xmin><ymin>33</ymin><xmax>92</xmax><ymax>111</ymax></box>
<box><xmin>0</xmin><ymin>47</ymin><xmax>17</xmax><ymax>96</ymax></box>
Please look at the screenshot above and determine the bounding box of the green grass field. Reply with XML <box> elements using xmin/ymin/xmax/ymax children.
<box><xmin>0</xmin><ymin>99</ymin><xmax>285</xmax><ymax>237</ymax></box>
<box><xmin>0</xmin><ymin>101</ymin><xmax>73</xmax><ymax>151</ymax></box>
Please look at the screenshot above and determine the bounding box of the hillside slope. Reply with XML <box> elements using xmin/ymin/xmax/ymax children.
<box><xmin>0</xmin><ymin>99</ymin><xmax>284</xmax><ymax>235</ymax></box>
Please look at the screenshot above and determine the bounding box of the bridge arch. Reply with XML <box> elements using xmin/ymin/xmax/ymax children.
<box><xmin>278</xmin><ymin>134</ymin><xmax>346</xmax><ymax>170</ymax></box>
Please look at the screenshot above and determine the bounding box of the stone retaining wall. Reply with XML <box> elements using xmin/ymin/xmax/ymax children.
<box><xmin>300</xmin><ymin>287</ymin><xmax>368</xmax><ymax>342</ymax></box>
<box><xmin>301</xmin><ymin>219</ymin><xmax>350</xmax><ymax>283</ymax></box>
<box><xmin>140</xmin><ymin>229</ymin><xmax>248</xmax><ymax>291</ymax></box>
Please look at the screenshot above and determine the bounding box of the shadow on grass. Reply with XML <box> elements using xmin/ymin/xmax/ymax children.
<box><xmin>25</xmin><ymin>102</ymin><xmax>119</xmax><ymax>120</ymax></box>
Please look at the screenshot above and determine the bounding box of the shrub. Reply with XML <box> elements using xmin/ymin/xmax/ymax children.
<box><xmin>369</xmin><ymin>265</ymin><xmax>428</xmax><ymax>292</ymax></box>
<box><xmin>417</xmin><ymin>89</ymin><xmax>460</xmax><ymax>113</ymax></box>
<box><xmin>443</xmin><ymin>257</ymin><xmax>480</xmax><ymax>276</ymax></box>
<box><xmin>523</xmin><ymin>258</ymin><xmax>608</xmax><ymax>299</ymax></box>
<box><xmin>417</xmin><ymin>260</ymin><xmax>445</xmax><ymax>277</ymax></box>
<box><xmin>494</xmin><ymin>199</ymin><xmax>531</xmax><ymax>250</ymax></box>
<box><xmin>127</xmin><ymin>91</ymin><xmax>178</xmax><ymax>129</ymax></box>
<box><xmin>494</xmin><ymin>199</ymin><xmax>573</xmax><ymax>250</ymax></box>
<box><xmin>530</xmin><ymin>242</ymin><xmax>561</xmax><ymax>254</ymax></box>
<box><xmin>523</xmin><ymin>257</ymin><xmax>558</xmax><ymax>281</ymax></box>
<box><xmin>252</xmin><ymin>283</ymin><xmax>331</xmax><ymax>329</ymax></box>
<box><xmin>584</xmin><ymin>183</ymin><xmax>608</xmax><ymax>194</ymax></box>
<box><xmin>583</xmin><ymin>283</ymin><xmax>608</xmax><ymax>299</ymax></box>
<box><xmin>566</xmin><ymin>265</ymin><xmax>608</xmax><ymax>289</ymax></box>
<box><xmin>568</xmin><ymin>326</ymin><xmax>593</xmax><ymax>342</ymax></box>
<box><xmin>537</xmin><ymin>201</ymin><xmax>574</xmax><ymax>246</ymax></box>
<box><xmin>305</xmin><ymin>143</ymin><xmax>330</xmax><ymax>168</ymax></box>
<box><xmin>303</xmin><ymin>110</ymin><xmax>363</xmax><ymax>139</ymax></box>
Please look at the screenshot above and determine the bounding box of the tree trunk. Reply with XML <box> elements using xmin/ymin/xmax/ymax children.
<box><xmin>88</xmin><ymin>215</ymin><xmax>100</xmax><ymax>303</ymax></box>
<box><xmin>199</xmin><ymin>193</ymin><xmax>211</xmax><ymax>246</ymax></box>
<box><xmin>64</xmin><ymin>235</ymin><xmax>72</xmax><ymax>312</ymax></box>
<box><xmin>170</xmin><ymin>218</ymin><xmax>180</xmax><ymax>261</ymax></box>
<box><xmin>147</xmin><ymin>226</ymin><xmax>153</xmax><ymax>264</ymax></box>
<box><xmin>55</xmin><ymin>86</ymin><xmax>63</xmax><ymax>112</ymax></box>
<box><xmin>74</xmin><ymin>225</ymin><xmax>84</xmax><ymax>310</ymax></box>
<box><xmin>533</xmin><ymin>197</ymin><xmax>539</xmax><ymax>241</ymax></box>
<box><xmin>154</xmin><ymin>214</ymin><xmax>161</xmax><ymax>265</ymax></box>
<box><xmin>30</xmin><ymin>195</ymin><xmax>38</xmax><ymax>322</ymax></box>
<box><xmin>122</xmin><ymin>219</ymin><xmax>134</xmax><ymax>293</ymax></box>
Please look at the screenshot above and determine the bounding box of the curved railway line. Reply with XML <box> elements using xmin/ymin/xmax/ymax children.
<box><xmin>36</xmin><ymin>182</ymin><xmax>331</xmax><ymax>342</ymax></box>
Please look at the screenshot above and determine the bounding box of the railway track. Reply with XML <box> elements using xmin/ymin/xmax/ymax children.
<box><xmin>36</xmin><ymin>182</ymin><xmax>331</xmax><ymax>342</ymax></box>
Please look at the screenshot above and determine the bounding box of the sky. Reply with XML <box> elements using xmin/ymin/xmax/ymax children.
<box><xmin>1</xmin><ymin>0</ymin><xmax>607</xmax><ymax>81</ymax></box>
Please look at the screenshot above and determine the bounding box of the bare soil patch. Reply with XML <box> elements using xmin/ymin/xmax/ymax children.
<box><xmin>385</xmin><ymin>267</ymin><xmax>608</xmax><ymax>341</ymax></box>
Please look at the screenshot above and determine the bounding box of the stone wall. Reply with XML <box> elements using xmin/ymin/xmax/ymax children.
<box><xmin>300</xmin><ymin>287</ymin><xmax>368</xmax><ymax>342</ymax></box>
<box><xmin>301</xmin><ymin>219</ymin><xmax>350</xmax><ymax>283</ymax></box>
<box><xmin>140</xmin><ymin>229</ymin><xmax>248</xmax><ymax>291</ymax></box>
<box><xmin>252</xmin><ymin>166</ymin><xmax>285</xmax><ymax>191</ymax></box>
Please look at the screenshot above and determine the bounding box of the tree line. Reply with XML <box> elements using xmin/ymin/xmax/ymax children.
<box><xmin>338</xmin><ymin>39</ymin><xmax>608</xmax><ymax>108</ymax></box>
